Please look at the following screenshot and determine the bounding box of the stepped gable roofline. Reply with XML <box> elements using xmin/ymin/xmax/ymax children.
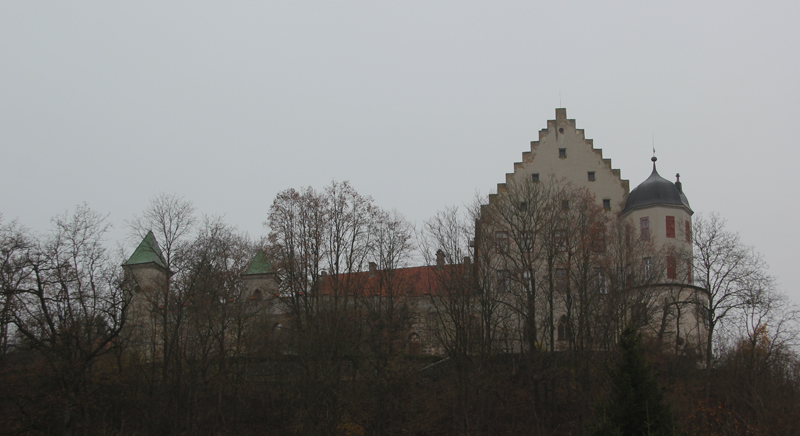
<box><xmin>622</xmin><ymin>157</ymin><xmax>692</xmax><ymax>215</ymax></box>
<box><xmin>123</xmin><ymin>231</ymin><xmax>168</xmax><ymax>270</ymax></box>
<box><xmin>488</xmin><ymin>108</ymin><xmax>630</xmax><ymax>205</ymax></box>
<box><xmin>243</xmin><ymin>250</ymin><xmax>275</xmax><ymax>276</ymax></box>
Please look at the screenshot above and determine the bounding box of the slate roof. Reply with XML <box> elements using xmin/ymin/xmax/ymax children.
<box><xmin>622</xmin><ymin>160</ymin><xmax>692</xmax><ymax>214</ymax></box>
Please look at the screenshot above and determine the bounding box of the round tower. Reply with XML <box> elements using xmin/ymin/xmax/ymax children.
<box><xmin>621</xmin><ymin>157</ymin><xmax>693</xmax><ymax>284</ymax></box>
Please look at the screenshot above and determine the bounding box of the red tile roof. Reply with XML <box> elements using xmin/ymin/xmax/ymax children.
<box><xmin>319</xmin><ymin>264</ymin><xmax>470</xmax><ymax>297</ymax></box>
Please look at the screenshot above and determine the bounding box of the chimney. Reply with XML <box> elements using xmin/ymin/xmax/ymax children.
<box><xmin>369</xmin><ymin>261</ymin><xmax>377</xmax><ymax>277</ymax></box>
<box><xmin>436</xmin><ymin>249</ymin><xmax>445</xmax><ymax>267</ymax></box>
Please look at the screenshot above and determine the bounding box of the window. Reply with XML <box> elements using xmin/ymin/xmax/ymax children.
<box><xmin>640</xmin><ymin>217</ymin><xmax>650</xmax><ymax>240</ymax></box>
<box><xmin>556</xmin><ymin>268</ymin><xmax>568</xmax><ymax>289</ymax></box>
<box><xmin>588</xmin><ymin>171</ymin><xmax>596</xmax><ymax>181</ymax></box>
<box><xmin>667</xmin><ymin>255</ymin><xmax>676</xmax><ymax>279</ymax></box>
<box><xmin>554</xmin><ymin>229</ymin><xmax>567</xmax><ymax>252</ymax></box>
<box><xmin>561</xmin><ymin>200</ymin><xmax>570</xmax><ymax>210</ymax></box>
<box><xmin>602</xmin><ymin>199</ymin><xmax>611</xmax><ymax>209</ymax></box>
<box><xmin>685</xmin><ymin>221</ymin><xmax>692</xmax><ymax>243</ymax></box>
<box><xmin>522</xmin><ymin>231</ymin><xmax>534</xmax><ymax>252</ymax></box>
<box><xmin>531</xmin><ymin>173</ymin><xmax>540</xmax><ymax>183</ymax></box>
<box><xmin>643</xmin><ymin>257</ymin><xmax>652</xmax><ymax>279</ymax></box>
<box><xmin>592</xmin><ymin>224</ymin><xmax>605</xmax><ymax>253</ymax></box>
<box><xmin>522</xmin><ymin>270</ymin><xmax>534</xmax><ymax>289</ymax></box>
<box><xmin>559</xmin><ymin>148</ymin><xmax>567</xmax><ymax>158</ymax></box>
<box><xmin>666</xmin><ymin>216</ymin><xmax>675</xmax><ymax>238</ymax></box>
<box><xmin>557</xmin><ymin>315</ymin><xmax>570</xmax><ymax>341</ymax></box>
<box><xmin>497</xmin><ymin>270</ymin><xmax>510</xmax><ymax>292</ymax></box>
<box><xmin>595</xmin><ymin>268</ymin><xmax>607</xmax><ymax>294</ymax></box>
<box><xmin>686</xmin><ymin>260</ymin><xmax>693</xmax><ymax>284</ymax></box>
<box><xmin>495</xmin><ymin>231</ymin><xmax>509</xmax><ymax>253</ymax></box>
<box><xmin>519</xmin><ymin>201</ymin><xmax>528</xmax><ymax>211</ymax></box>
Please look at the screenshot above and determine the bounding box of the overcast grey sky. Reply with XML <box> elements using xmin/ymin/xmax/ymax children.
<box><xmin>2</xmin><ymin>2</ymin><xmax>799</xmax><ymax>299</ymax></box>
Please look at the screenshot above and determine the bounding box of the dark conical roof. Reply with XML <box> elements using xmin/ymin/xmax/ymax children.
<box><xmin>622</xmin><ymin>160</ymin><xmax>692</xmax><ymax>214</ymax></box>
<box><xmin>123</xmin><ymin>231</ymin><xmax>168</xmax><ymax>269</ymax></box>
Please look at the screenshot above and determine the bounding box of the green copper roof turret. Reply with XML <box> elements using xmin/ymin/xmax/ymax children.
<box><xmin>124</xmin><ymin>231</ymin><xmax>168</xmax><ymax>269</ymax></box>
<box><xmin>244</xmin><ymin>250</ymin><xmax>274</xmax><ymax>275</ymax></box>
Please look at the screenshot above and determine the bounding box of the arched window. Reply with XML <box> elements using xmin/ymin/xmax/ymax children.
<box><xmin>557</xmin><ymin>315</ymin><xmax>570</xmax><ymax>341</ymax></box>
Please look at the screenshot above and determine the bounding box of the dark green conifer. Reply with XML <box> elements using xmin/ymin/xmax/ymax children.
<box><xmin>592</xmin><ymin>326</ymin><xmax>675</xmax><ymax>436</ymax></box>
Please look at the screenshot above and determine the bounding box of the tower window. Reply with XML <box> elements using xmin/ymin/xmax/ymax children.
<box><xmin>588</xmin><ymin>171</ymin><xmax>596</xmax><ymax>181</ymax></box>
<box><xmin>559</xmin><ymin>148</ymin><xmax>567</xmax><ymax>158</ymax></box>
<box><xmin>555</xmin><ymin>229</ymin><xmax>567</xmax><ymax>252</ymax></box>
<box><xmin>557</xmin><ymin>315</ymin><xmax>570</xmax><ymax>341</ymax></box>
<box><xmin>640</xmin><ymin>217</ymin><xmax>650</xmax><ymax>240</ymax></box>
<box><xmin>667</xmin><ymin>256</ymin><xmax>676</xmax><ymax>279</ymax></box>
<box><xmin>595</xmin><ymin>268</ymin><xmax>607</xmax><ymax>294</ymax></box>
<box><xmin>666</xmin><ymin>216</ymin><xmax>675</xmax><ymax>238</ymax></box>
<box><xmin>531</xmin><ymin>173</ymin><xmax>540</xmax><ymax>183</ymax></box>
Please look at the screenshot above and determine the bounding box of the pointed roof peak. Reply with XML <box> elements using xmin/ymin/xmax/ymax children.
<box><xmin>123</xmin><ymin>231</ymin><xmax>167</xmax><ymax>269</ymax></box>
<box><xmin>244</xmin><ymin>250</ymin><xmax>275</xmax><ymax>276</ymax></box>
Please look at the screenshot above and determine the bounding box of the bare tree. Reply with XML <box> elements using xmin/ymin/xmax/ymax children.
<box><xmin>358</xmin><ymin>209</ymin><xmax>417</xmax><ymax>435</ymax></box>
<box><xmin>0</xmin><ymin>215</ymin><xmax>30</xmax><ymax>361</ymax></box>
<box><xmin>7</xmin><ymin>205</ymin><xmax>125</xmax><ymax>435</ymax></box>
<box><xmin>127</xmin><ymin>192</ymin><xmax>196</xmax><ymax>271</ymax></box>
<box><xmin>691</xmin><ymin>213</ymin><xmax>769</xmax><ymax>396</ymax></box>
<box><xmin>125</xmin><ymin>193</ymin><xmax>196</xmax><ymax>432</ymax></box>
<box><xmin>266</xmin><ymin>181</ymin><xmax>377</xmax><ymax>436</ymax></box>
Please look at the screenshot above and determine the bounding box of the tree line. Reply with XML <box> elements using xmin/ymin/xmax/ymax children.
<box><xmin>1</xmin><ymin>180</ymin><xmax>798</xmax><ymax>435</ymax></box>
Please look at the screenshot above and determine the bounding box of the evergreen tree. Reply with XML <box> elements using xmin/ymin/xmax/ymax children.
<box><xmin>592</xmin><ymin>326</ymin><xmax>675</xmax><ymax>436</ymax></box>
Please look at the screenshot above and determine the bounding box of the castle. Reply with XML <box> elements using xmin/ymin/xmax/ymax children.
<box><xmin>122</xmin><ymin>108</ymin><xmax>709</xmax><ymax>358</ymax></box>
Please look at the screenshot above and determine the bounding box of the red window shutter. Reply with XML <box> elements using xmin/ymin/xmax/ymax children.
<box><xmin>667</xmin><ymin>256</ymin><xmax>676</xmax><ymax>279</ymax></box>
<box><xmin>666</xmin><ymin>216</ymin><xmax>675</xmax><ymax>238</ymax></box>
<box><xmin>685</xmin><ymin>221</ymin><xmax>692</xmax><ymax>243</ymax></box>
